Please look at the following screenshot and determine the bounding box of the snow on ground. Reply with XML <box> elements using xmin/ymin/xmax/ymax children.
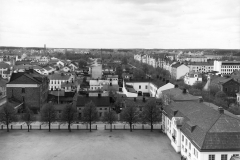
<box><xmin>0</xmin><ymin>129</ymin><xmax>180</xmax><ymax>160</ymax></box>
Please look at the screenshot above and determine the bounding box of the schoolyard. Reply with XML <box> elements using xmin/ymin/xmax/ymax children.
<box><xmin>0</xmin><ymin>129</ymin><xmax>180</xmax><ymax>160</ymax></box>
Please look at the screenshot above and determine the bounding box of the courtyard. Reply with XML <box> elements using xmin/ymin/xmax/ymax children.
<box><xmin>0</xmin><ymin>129</ymin><xmax>180</xmax><ymax>160</ymax></box>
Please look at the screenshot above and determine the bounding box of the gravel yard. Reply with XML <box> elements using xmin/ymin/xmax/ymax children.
<box><xmin>0</xmin><ymin>129</ymin><xmax>180</xmax><ymax>160</ymax></box>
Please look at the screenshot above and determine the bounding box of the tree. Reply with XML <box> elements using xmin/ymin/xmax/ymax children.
<box><xmin>82</xmin><ymin>101</ymin><xmax>98</xmax><ymax>132</ymax></box>
<box><xmin>209</xmin><ymin>85</ymin><xmax>220</xmax><ymax>96</ymax></box>
<box><xmin>115</xmin><ymin>65</ymin><xmax>123</xmax><ymax>79</ymax></box>
<box><xmin>122</xmin><ymin>56</ymin><xmax>128</xmax><ymax>64</ymax></box>
<box><xmin>0</xmin><ymin>103</ymin><xmax>17</xmax><ymax>132</ymax></box>
<box><xmin>188</xmin><ymin>88</ymin><xmax>202</xmax><ymax>96</ymax></box>
<box><xmin>120</xmin><ymin>101</ymin><xmax>139</xmax><ymax>132</ymax></box>
<box><xmin>215</xmin><ymin>91</ymin><xmax>227</xmax><ymax>101</ymax></box>
<box><xmin>41</xmin><ymin>103</ymin><xmax>56</xmax><ymax>132</ymax></box>
<box><xmin>21</xmin><ymin>106</ymin><xmax>35</xmax><ymax>132</ymax></box>
<box><xmin>141</xmin><ymin>99</ymin><xmax>162</xmax><ymax>132</ymax></box>
<box><xmin>78</xmin><ymin>59</ymin><xmax>87</xmax><ymax>68</ymax></box>
<box><xmin>192</xmin><ymin>82</ymin><xmax>204</xmax><ymax>90</ymax></box>
<box><xmin>102</xmin><ymin>110</ymin><xmax>117</xmax><ymax>132</ymax></box>
<box><xmin>142</xmin><ymin>64</ymin><xmax>149</xmax><ymax>74</ymax></box>
<box><xmin>61</xmin><ymin>104</ymin><xmax>78</xmax><ymax>132</ymax></box>
<box><xmin>133</xmin><ymin>69</ymin><xmax>145</xmax><ymax>80</ymax></box>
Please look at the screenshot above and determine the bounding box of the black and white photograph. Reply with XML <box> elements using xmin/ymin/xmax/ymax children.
<box><xmin>0</xmin><ymin>0</ymin><xmax>240</xmax><ymax>160</ymax></box>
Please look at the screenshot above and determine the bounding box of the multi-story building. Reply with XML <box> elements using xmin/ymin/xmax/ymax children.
<box><xmin>184</xmin><ymin>71</ymin><xmax>202</xmax><ymax>86</ymax></box>
<box><xmin>48</xmin><ymin>73</ymin><xmax>75</xmax><ymax>91</ymax></box>
<box><xmin>214</xmin><ymin>60</ymin><xmax>240</xmax><ymax>75</ymax></box>
<box><xmin>171</xmin><ymin>63</ymin><xmax>190</xmax><ymax>80</ymax></box>
<box><xmin>73</xmin><ymin>93</ymin><xmax>111</xmax><ymax>119</ymax></box>
<box><xmin>162</xmin><ymin>101</ymin><xmax>240</xmax><ymax>160</ymax></box>
<box><xmin>6</xmin><ymin>69</ymin><xmax>49</xmax><ymax>113</ymax></box>
<box><xmin>187</xmin><ymin>62</ymin><xmax>214</xmax><ymax>73</ymax></box>
<box><xmin>0</xmin><ymin>62</ymin><xmax>10</xmax><ymax>78</ymax></box>
<box><xmin>178</xmin><ymin>55</ymin><xmax>208</xmax><ymax>62</ymax></box>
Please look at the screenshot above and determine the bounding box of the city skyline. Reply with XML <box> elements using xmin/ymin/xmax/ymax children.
<box><xmin>0</xmin><ymin>0</ymin><xmax>240</xmax><ymax>49</ymax></box>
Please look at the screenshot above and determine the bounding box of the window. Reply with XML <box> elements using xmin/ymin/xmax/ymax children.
<box><xmin>233</xmin><ymin>154</ymin><xmax>239</xmax><ymax>157</ymax></box>
<box><xmin>221</xmin><ymin>155</ymin><xmax>227</xmax><ymax>160</ymax></box>
<box><xmin>185</xmin><ymin>148</ymin><xmax>187</xmax><ymax>153</ymax></box>
<box><xmin>194</xmin><ymin>149</ymin><xmax>198</xmax><ymax>158</ymax></box>
<box><xmin>209</xmin><ymin>155</ymin><xmax>215</xmax><ymax>160</ymax></box>
<box><xmin>22</xmin><ymin>88</ymin><xmax>25</xmax><ymax>93</ymax></box>
<box><xmin>105</xmin><ymin>108</ymin><xmax>107</xmax><ymax>110</ymax></box>
<box><xmin>189</xmin><ymin>142</ymin><xmax>191</xmax><ymax>150</ymax></box>
<box><xmin>99</xmin><ymin>112</ymin><xmax>102</xmax><ymax>117</ymax></box>
<box><xmin>182</xmin><ymin>135</ymin><xmax>184</xmax><ymax>142</ymax></box>
<box><xmin>139</xmin><ymin>85</ymin><xmax>141</xmax><ymax>89</ymax></box>
<box><xmin>100</xmin><ymin>108</ymin><xmax>102</xmax><ymax>110</ymax></box>
<box><xmin>185</xmin><ymin>139</ymin><xmax>188</xmax><ymax>146</ymax></box>
<box><xmin>145</xmin><ymin>85</ymin><xmax>147</xmax><ymax>89</ymax></box>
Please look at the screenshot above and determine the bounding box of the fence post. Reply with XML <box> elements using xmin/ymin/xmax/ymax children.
<box><xmin>114</xmin><ymin>125</ymin><xmax>116</xmax><ymax>130</ymax></box>
<box><xmin>133</xmin><ymin>125</ymin><xmax>134</xmax><ymax>130</ymax></box>
<box><xmin>104</xmin><ymin>125</ymin><xmax>106</xmax><ymax>130</ymax></box>
<box><xmin>96</xmin><ymin>125</ymin><xmax>97</xmax><ymax>130</ymax></box>
<box><xmin>40</xmin><ymin>125</ymin><xmax>41</xmax><ymax>130</ymax></box>
<box><xmin>21</xmin><ymin>125</ymin><xmax>22</xmax><ymax>130</ymax></box>
<box><xmin>86</xmin><ymin>124</ymin><xmax>88</xmax><ymax>130</ymax></box>
<box><xmin>11</xmin><ymin>125</ymin><xmax>13</xmax><ymax>130</ymax></box>
<box><xmin>142</xmin><ymin>124</ymin><xmax>144</xmax><ymax>130</ymax></box>
<box><xmin>30</xmin><ymin>125</ymin><xmax>32</xmax><ymax>130</ymax></box>
<box><xmin>77</xmin><ymin>125</ymin><xmax>79</xmax><ymax>130</ymax></box>
<box><xmin>124</xmin><ymin>125</ymin><xmax>125</xmax><ymax>130</ymax></box>
<box><xmin>1</xmin><ymin>125</ymin><xmax>2</xmax><ymax>130</ymax></box>
<box><xmin>59</xmin><ymin>125</ymin><xmax>60</xmax><ymax>130</ymax></box>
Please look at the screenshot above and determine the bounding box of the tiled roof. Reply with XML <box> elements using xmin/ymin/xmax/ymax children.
<box><xmin>171</xmin><ymin>63</ymin><xmax>182</xmax><ymax>68</ymax></box>
<box><xmin>75</xmin><ymin>96</ymin><xmax>110</xmax><ymax>107</ymax></box>
<box><xmin>187</xmin><ymin>61</ymin><xmax>214</xmax><ymax>66</ymax></box>
<box><xmin>164</xmin><ymin>101</ymin><xmax>240</xmax><ymax>151</ymax></box>
<box><xmin>210</xmin><ymin>76</ymin><xmax>234</xmax><ymax>85</ymax></box>
<box><xmin>162</xmin><ymin>88</ymin><xmax>199</xmax><ymax>101</ymax></box>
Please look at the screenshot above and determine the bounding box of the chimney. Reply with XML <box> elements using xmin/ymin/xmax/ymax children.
<box><xmin>143</xmin><ymin>97</ymin><xmax>146</xmax><ymax>102</ymax></box>
<box><xmin>134</xmin><ymin>97</ymin><xmax>136</xmax><ymax>102</ymax></box>
<box><xmin>166</xmin><ymin>80</ymin><xmax>169</xmax><ymax>84</ymax></box>
<box><xmin>218</xmin><ymin>107</ymin><xmax>224</xmax><ymax>114</ymax></box>
<box><xmin>174</xmin><ymin>84</ymin><xmax>178</xmax><ymax>88</ymax></box>
<box><xmin>183</xmin><ymin>88</ymin><xmax>187</xmax><ymax>94</ymax></box>
<box><xmin>86</xmin><ymin>93</ymin><xmax>89</xmax><ymax>97</ymax></box>
<box><xmin>98</xmin><ymin>93</ymin><xmax>101</xmax><ymax>98</ymax></box>
<box><xmin>163</xmin><ymin>78</ymin><xmax>165</xmax><ymax>82</ymax></box>
<box><xmin>199</xmin><ymin>97</ymin><xmax>203</xmax><ymax>103</ymax></box>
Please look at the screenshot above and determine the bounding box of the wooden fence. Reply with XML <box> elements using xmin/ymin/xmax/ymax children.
<box><xmin>104</xmin><ymin>124</ymin><xmax>162</xmax><ymax>130</ymax></box>
<box><xmin>0</xmin><ymin>124</ymin><xmax>98</xmax><ymax>130</ymax></box>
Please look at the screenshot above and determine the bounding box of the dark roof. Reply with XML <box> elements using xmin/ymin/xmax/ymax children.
<box><xmin>75</xmin><ymin>96</ymin><xmax>110</xmax><ymax>107</ymax></box>
<box><xmin>163</xmin><ymin>101</ymin><xmax>240</xmax><ymax>151</ymax></box>
<box><xmin>0</xmin><ymin>62</ymin><xmax>10</xmax><ymax>68</ymax></box>
<box><xmin>162</xmin><ymin>88</ymin><xmax>199</xmax><ymax>101</ymax></box>
<box><xmin>171</xmin><ymin>63</ymin><xmax>182</xmax><ymax>68</ymax></box>
<box><xmin>8</xmin><ymin>70</ymin><xmax>47</xmax><ymax>84</ymax></box>
<box><xmin>0</xmin><ymin>78</ymin><xmax>7</xmax><ymax>87</ymax></box>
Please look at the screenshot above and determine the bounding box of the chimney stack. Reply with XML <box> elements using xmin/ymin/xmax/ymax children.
<box><xmin>98</xmin><ymin>93</ymin><xmax>101</xmax><ymax>98</ymax></box>
<box><xmin>183</xmin><ymin>88</ymin><xmax>187</xmax><ymax>94</ymax></box>
<box><xmin>166</xmin><ymin>80</ymin><xmax>169</xmax><ymax>84</ymax></box>
<box><xmin>143</xmin><ymin>97</ymin><xmax>146</xmax><ymax>102</ymax></box>
<box><xmin>218</xmin><ymin>107</ymin><xmax>224</xmax><ymax>114</ymax></box>
<box><xmin>174</xmin><ymin>84</ymin><xmax>178</xmax><ymax>88</ymax></box>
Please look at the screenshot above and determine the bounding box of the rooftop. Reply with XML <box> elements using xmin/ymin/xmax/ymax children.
<box><xmin>162</xmin><ymin>88</ymin><xmax>200</xmax><ymax>101</ymax></box>
<box><xmin>75</xmin><ymin>96</ymin><xmax>111</xmax><ymax>107</ymax></box>
<box><xmin>48</xmin><ymin>73</ymin><xmax>71</xmax><ymax>80</ymax></box>
<box><xmin>164</xmin><ymin>101</ymin><xmax>240</xmax><ymax>151</ymax></box>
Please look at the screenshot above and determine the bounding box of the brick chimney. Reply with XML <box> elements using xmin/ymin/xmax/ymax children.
<box><xmin>218</xmin><ymin>107</ymin><xmax>224</xmax><ymax>114</ymax></box>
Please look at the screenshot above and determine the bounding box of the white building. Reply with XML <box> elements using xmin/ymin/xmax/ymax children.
<box><xmin>155</xmin><ymin>83</ymin><xmax>175</xmax><ymax>99</ymax></box>
<box><xmin>171</xmin><ymin>63</ymin><xmax>190</xmax><ymax>80</ymax></box>
<box><xmin>184</xmin><ymin>71</ymin><xmax>202</xmax><ymax>86</ymax></box>
<box><xmin>162</xmin><ymin>101</ymin><xmax>240</xmax><ymax>160</ymax></box>
<box><xmin>48</xmin><ymin>73</ymin><xmax>74</xmax><ymax>91</ymax></box>
<box><xmin>214</xmin><ymin>60</ymin><xmax>240</xmax><ymax>75</ymax></box>
<box><xmin>187</xmin><ymin>62</ymin><xmax>214</xmax><ymax>73</ymax></box>
<box><xmin>125</xmin><ymin>81</ymin><xmax>158</xmax><ymax>97</ymax></box>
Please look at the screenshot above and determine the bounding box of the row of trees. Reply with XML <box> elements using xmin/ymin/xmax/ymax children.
<box><xmin>0</xmin><ymin>99</ymin><xmax>162</xmax><ymax>133</ymax></box>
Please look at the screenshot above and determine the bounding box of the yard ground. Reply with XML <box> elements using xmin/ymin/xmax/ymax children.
<box><xmin>0</xmin><ymin>129</ymin><xmax>180</xmax><ymax>160</ymax></box>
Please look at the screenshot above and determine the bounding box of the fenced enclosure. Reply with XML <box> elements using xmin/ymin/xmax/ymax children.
<box><xmin>104</xmin><ymin>124</ymin><xmax>162</xmax><ymax>130</ymax></box>
<box><xmin>0</xmin><ymin>124</ymin><xmax>98</xmax><ymax>130</ymax></box>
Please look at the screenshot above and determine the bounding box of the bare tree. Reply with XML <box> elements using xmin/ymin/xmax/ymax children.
<box><xmin>0</xmin><ymin>103</ymin><xmax>17</xmax><ymax>132</ymax></box>
<box><xmin>82</xmin><ymin>101</ymin><xmax>98</xmax><ymax>132</ymax></box>
<box><xmin>102</xmin><ymin>110</ymin><xmax>117</xmax><ymax>132</ymax></box>
<box><xmin>141</xmin><ymin>99</ymin><xmax>162</xmax><ymax>132</ymax></box>
<box><xmin>41</xmin><ymin>103</ymin><xmax>56</xmax><ymax>132</ymax></box>
<box><xmin>61</xmin><ymin>104</ymin><xmax>78</xmax><ymax>132</ymax></box>
<box><xmin>21</xmin><ymin>106</ymin><xmax>35</xmax><ymax>132</ymax></box>
<box><xmin>120</xmin><ymin>101</ymin><xmax>139</xmax><ymax>132</ymax></box>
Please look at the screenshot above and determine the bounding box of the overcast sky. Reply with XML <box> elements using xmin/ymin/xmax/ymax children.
<box><xmin>0</xmin><ymin>0</ymin><xmax>239</xmax><ymax>49</ymax></box>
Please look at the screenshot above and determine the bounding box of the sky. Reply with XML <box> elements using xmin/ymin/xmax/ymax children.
<box><xmin>0</xmin><ymin>0</ymin><xmax>240</xmax><ymax>49</ymax></box>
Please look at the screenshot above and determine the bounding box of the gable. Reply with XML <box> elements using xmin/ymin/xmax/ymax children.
<box><xmin>8</xmin><ymin>74</ymin><xmax>40</xmax><ymax>84</ymax></box>
<box><xmin>223</xmin><ymin>79</ymin><xmax>239</xmax><ymax>86</ymax></box>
